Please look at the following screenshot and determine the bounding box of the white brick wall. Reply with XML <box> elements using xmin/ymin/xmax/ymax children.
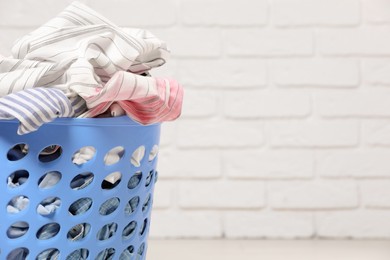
<box><xmin>1</xmin><ymin>0</ymin><xmax>390</xmax><ymax>239</ymax></box>
<box><xmin>268</xmin><ymin>180</ymin><xmax>359</xmax><ymax>209</ymax></box>
<box><xmin>270</xmin><ymin>59</ymin><xmax>359</xmax><ymax>87</ymax></box>
<box><xmin>318</xmin><ymin>27</ymin><xmax>390</xmax><ymax>55</ymax></box>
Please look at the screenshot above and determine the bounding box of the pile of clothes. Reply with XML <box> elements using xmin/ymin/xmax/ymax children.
<box><xmin>0</xmin><ymin>1</ymin><xmax>183</xmax><ymax>135</ymax></box>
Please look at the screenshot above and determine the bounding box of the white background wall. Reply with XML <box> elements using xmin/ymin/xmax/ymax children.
<box><xmin>1</xmin><ymin>0</ymin><xmax>390</xmax><ymax>239</ymax></box>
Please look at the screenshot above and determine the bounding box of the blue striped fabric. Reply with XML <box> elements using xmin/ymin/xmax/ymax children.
<box><xmin>0</xmin><ymin>88</ymin><xmax>85</xmax><ymax>134</ymax></box>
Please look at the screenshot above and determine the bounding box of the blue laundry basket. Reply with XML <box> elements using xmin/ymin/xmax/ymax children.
<box><xmin>0</xmin><ymin>116</ymin><xmax>160</xmax><ymax>260</ymax></box>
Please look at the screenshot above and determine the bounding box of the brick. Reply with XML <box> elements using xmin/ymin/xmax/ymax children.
<box><xmin>361</xmin><ymin>180</ymin><xmax>390</xmax><ymax>208</ymax></box>
<box><xmin>150</xmin><ymin>210</ymin><xmax>222</xmax><ymax>238</ymax></box>
<box><xmin>268</xmin><ymin>120</ymin><xmax>359</xmax><ymax>148</ymax></box>
<box><xmin>151</xmin><ymin>28</ymin><xmax>221</xmax><ymax>58</ymax></box>
<box><xmin>317</xmin><ymin>89</ymin><xmax>390</xmax><ymax>117</ymax></box>
<box><xmin>153</xmin><ymin>181</ymin><xmax>174</xmax><ymax>209</ymax></box>
<box><xmin>319</xmin><ymin>27</ymin><xmax>390</xmax><ymax>55</ymax></box>
<box><xmin>269</xmin><ymin>181</ymin><xmax>358</xmax><ymax>209</ymax></box>
<box><xmin>225</xmin><ymin>29</ymin><xmax>313</xmax><ymax>57</ymax></box>
<box><xmin>225</xmin><ymin>211</ymin><xmax>313</xmax><ymax>238</ymax></box>
<box><xmin>271</xmin><ymin>59</ymin><xmax>359</xmax><ymax>87</ymax></box>
<box><xmin>177</xmin><ymin>59</ymin><xmax>267</xmax><ymax>88</ymax></box>
<box><xmin>317</xmin><ymin>150</ymin><xmax>390</xmax><ymax>178</ymax></box>
<box><xmin>224</xmin><ymin>150</ymin><xmax>314</xmax><ymax>179</ymax></box>
<box><xmin>362</xmin><ymin>59</ymin><xmax>390</xmax><ymax>86</ymax></box>
<box><xmin>273</xmin><ymin>0</ymin><xmax>360</xmax><ymax>27</ymax></box>
<box><xmin>179</xmin><ymin>180</ymin><xmax>265</xmax><ymax>209</ymax></box>
<box><xmin>158</xmin><ymin>149</ymin><xmax>221</xmax><ymax>179</ymax></box>
<box><xmin>180</xmin><ymin>0</ymin><xmax>268</xmax><ymax>26</ymax></box>
<box><xmin>182</xmin><ymin>89</ymin><xmax>218</xmax><ymax>118</ymax></box>
<box><xmin>224</xmin><ymin>90</ymin><xmax>311</xmax><ymax>118</ymax></box>
<box><xmin>159</xmin><ymin>122</ymin><xmax>177</xmax><ymax>147</ymax></box>
<box><xmin>317</xmin><ymin>211</ymin><xmax>390</xmax><ymax>238</ymax></box>
<box><xmin>88</xmin><ymin>0</ymin><xmax>176</xmax><ymax>27</ymax></box>
<box><xmin>363</xmin><ymin>119</ymin><xmax>390</xmax><ymax>146</ymax></box>
<box><xmin>362</xmin><ymin>0</ymin><xmax>390</xmax><ymax>24</ymax></box>
<box><xmin>0</xmin><ymin>0</ymin><xmax>82</xmax><ymax>27</ymax></box>
<box><xmin>178</xmin><ymin>119</ymin><xmax>264</xmax><ymax>148</ymax></box>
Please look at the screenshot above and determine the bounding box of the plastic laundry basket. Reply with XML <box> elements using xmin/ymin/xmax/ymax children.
<box><xmin>0</xmin><ymin>116</ymin><xmax>160</xmax><ymax>260</ymax></box>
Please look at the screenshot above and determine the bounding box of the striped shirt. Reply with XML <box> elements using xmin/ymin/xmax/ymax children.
<box><xmin>0</xmin><ymin>1</ymin><xmax>183</xmax><ymax>133</ymax></box>
<box><xmin>0</xmin><ymin>88</ymin><xmax>83</xmax><ymax>135</ymax></box>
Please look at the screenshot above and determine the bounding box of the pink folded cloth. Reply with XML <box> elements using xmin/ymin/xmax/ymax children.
<box><xmin>79</xmin><ymin>72</ymin><xmax>183</xmax><ymax>124</ymax></box>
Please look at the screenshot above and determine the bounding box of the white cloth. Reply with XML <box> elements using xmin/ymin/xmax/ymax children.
<box><xmin>8</xmin><ymin>1</ymin><xmax>169</xmax><ymax>99</ymax></box>
<box><xmin>72</xmin><ymin>146</ymin><xmax>124</xmax><ymax>166</ymax></box>
<box><xmin>104</xmin><ymin>146</ymin><xmax>125</xmax><ymax>165</ymax></box>
<box><xmin>149</xmin><ymin>144</ymin><xmax>159</xmax><ymax>161</ymax></box>
<box><xmin>7</xmin><ymin>196</ymin><xmax>29</xmax><ymax>214</ymax></box>
<box><xmin>0</xmin><ymin>1</ymin><xmax>183</xmax><ymax>134</ymax></box>
<box><xmin>72</xmin><ymin>146</ymin><xmax>96</xmax><ymax>165</ymax></box>
<box><xmin>38</xmin><ymin>171</ymin><xmax>61</xmax><ymax>189</ymax></box>
<box><xmin>131</xmin><ymin>146</ymin><xmax>145</xmax><ymax>167</ymax></box>
<box><xmin>104</xmin><ymin>171</ymin><xmax>121</xmax><ymax>185</ymax></box>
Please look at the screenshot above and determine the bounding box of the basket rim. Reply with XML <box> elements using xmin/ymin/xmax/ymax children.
<box><xmin>0</xmin><ymin>116</ymin><xmax>160</xmax><ymax>127</ymax></box>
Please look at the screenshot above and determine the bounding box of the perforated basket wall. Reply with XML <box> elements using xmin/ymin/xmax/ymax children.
<box><xmin>0</xmin><ymin>116</ymin><xmax>160</xmax><ymax>260</ymax></box>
